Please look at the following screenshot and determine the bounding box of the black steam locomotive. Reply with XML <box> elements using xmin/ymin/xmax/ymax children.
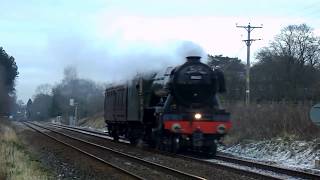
<box><xmin>104</xmin><ymin>56</ymin><xmax>231</xmax><ymax>156</ymax></box>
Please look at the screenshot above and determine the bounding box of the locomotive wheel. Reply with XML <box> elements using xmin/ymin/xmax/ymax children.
<box><xmin>171</xmin><ymin>136</ymin><xmax>180</xmax><ymax>153</ymax></box>
<box><xmin>129</xmin><ymin>137</ymin><xmax>138</xmax><ymax>145</ymax></box>
<box><xmin>203</xmin><ymin>143</ymin><xmax>217</xmax><ymax>158</ymax></box>
<box><xmin>112</xmin><ymin>133</ymin><xmax>119</xmax><ymax>142</ymax></box>
<box><xmin>108</xmin><ymin>124</ymin><xmax>119</xmax><ymax>142</ymax></box>
<box><xmin>156</xmin><ymin>140</ymin><xmax>164</xmax><ymax>151</ymax></box>
<box><xmin>162</xmin><ymin>136</ymin><xmax>171</xmax><ymax>152</ymax></box>
<box><xmin>111</xmin><ymin>129</ymin><xmax>119</xmax><ymax>142</ymax></box>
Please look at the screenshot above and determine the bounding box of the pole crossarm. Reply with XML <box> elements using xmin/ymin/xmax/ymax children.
<box><xmin>243</xmin><ymin>38</ymin><xmax>262</xmax><ymax>42</ymax></box>
<box><xmin>243</xmin><ymin>39</ymin><xmax>262</xmax><ymax>46</ymax></box>
<box><xmin>236</xmin><ymin>25</ymin><xmax>262</xmax><ymax>31</ymax></box>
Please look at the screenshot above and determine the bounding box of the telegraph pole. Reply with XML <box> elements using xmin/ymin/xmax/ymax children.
<box><xmin>236</xmin><ymin>23</ymin><xmax>262</xmax><ymax>105</ymax></box>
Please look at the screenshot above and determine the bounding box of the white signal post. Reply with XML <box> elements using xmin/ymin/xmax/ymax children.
<box><xmin>74</xmin><ymin>102</ymin><xmax>78</xmax><ymax>126</ymax></box>
<box><xmin>69</xmin><ymin>98</ymin><xmax>78</xmax><ymax>126</ymax></box>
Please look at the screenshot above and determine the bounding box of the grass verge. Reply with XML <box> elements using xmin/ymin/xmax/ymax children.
<box><xmin>0</xmin><ymin>119</ymin><xmax>54</xmax><ymax>180</ymax></box>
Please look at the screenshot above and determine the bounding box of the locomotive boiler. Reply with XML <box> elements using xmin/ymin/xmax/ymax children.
<box><xmin>104</xmin><ymin>56</ymin><xmax>232</xmax><ymax>156</ymax></box>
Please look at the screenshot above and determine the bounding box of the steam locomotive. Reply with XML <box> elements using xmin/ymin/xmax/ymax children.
<box><xmin>104</xmin><ymin>56</ymin><xmax>231</xmax><ymax>156</ymax></box>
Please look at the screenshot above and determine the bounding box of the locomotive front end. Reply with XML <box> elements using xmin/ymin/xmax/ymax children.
<box><xmin>171</xmin><ymin>56</ymin><xmax>217</xmax><ymax>108</ymax></box>
<box><xmin>159</xmin><ymin>56</ymin><xmax>232</xmax><ymax>156</ymax></box>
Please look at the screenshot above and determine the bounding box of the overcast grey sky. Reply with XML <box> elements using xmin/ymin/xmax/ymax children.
<box><xmin>1</xmin><ymin>0</ymin><xmax>320</xmax><ymax>102</ymax></box>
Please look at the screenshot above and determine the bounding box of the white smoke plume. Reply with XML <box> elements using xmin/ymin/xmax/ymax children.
<box><xmin>48</xmin><ymin>36</ymin><xmax>207</xmax><ymax>84</ymax></box>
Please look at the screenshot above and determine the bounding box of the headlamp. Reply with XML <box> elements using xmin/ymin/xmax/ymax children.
<box><xmin>194</xmin><ymin>113</ymin><xmax>202</xmax><ymax>120</ymax></box>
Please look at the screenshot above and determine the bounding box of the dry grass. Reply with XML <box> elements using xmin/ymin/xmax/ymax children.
<box><xmin>223</xmin><ymin>102</ymin><xmax>320</xmax><ymax>144</ymax></box>
<box><xmin>78</xmin><ymin>112</ymin><xmax>105</xmax><ymax>129</ymax></box>
<box><xmin>0</xmin><ymin>119</ymin><xmax>53</xmax><ymax>180</ymax></box>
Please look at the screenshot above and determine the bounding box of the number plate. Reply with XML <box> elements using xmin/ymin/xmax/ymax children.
<box><xmin>190</xmin><ymin>75</ymin><xmax>202</xmax><ymax>80</ymax></box>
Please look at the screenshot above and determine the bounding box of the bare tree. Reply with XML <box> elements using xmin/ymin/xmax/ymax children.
<box><xmin>35</xmin><ymin>84</ymin><xmax>52</xmax><ymax>95</ymax></box>
<box><xmin>271</xmin><ymin>24</ymin><xmax>320</xmax><ymax>68</ymax></box>
<box><xmin>49</xmin><ymin>66</ymin><xmax>105</xmax><ymax>119</ymax></box>
<box><xmin>252</xmin><ymin>24</ymin><xmax>320</xmax><ymax>101</ymax></box>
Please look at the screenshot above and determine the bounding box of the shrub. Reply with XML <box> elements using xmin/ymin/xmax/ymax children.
<box><xmin>223</xmin><ymin>101</ymin><xmax>320</xmax><ymax>144</ymax></box>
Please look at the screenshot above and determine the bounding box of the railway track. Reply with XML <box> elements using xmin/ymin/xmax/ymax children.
<box><xmin>23</xmin><ymin>122</ymin><xmax>205</xmax><ymax>180</ymax></box>
<box><xmin>178</xmin><ymin>154</ymin><xmax>320</xmax><ymax>180</ymax></box>
<box><xmin>47</xmin><ymin>122</ymin><xmax>320</xmax><ymax>180</ymax></box>
<box><xmin>214</xmin><ymin>154</ymin><xmax>320</xmax><ymax>180</ymax></box>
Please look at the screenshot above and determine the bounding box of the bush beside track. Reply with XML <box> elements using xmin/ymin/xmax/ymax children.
<box><xmin>224</xmin><ymin>101</ymin><xmax>320</xmax><ymax>144</ymax></box>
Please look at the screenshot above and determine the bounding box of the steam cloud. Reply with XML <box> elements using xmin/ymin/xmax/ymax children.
<box><xmin>48</xmin><ymin>36</ymin><xmax>207</xmax><ymax>84</ymax></box>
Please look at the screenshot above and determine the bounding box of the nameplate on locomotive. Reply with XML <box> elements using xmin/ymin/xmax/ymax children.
<box><xmin>190</xmin><ymin>75</ymin><xmax>202</xmax><ymax>80</ymax></box>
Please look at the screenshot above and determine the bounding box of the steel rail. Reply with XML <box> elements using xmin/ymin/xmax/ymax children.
<box><xmin>29</xmin><ymin>122</ymin><xmax>206</xmax><ymax>180</ymax></box>
<box><xmin>52</xmin><ymin>123</ymin><xmax>109</xmax><ymax>136</ymax></box>
<box><xmin>215</xmin><ymin>154</ymin><xmax>320</xmax><ymax>180</ymax></box>
<box><xmin>23</xmin><ymin>122</ymin><xmax>144</xmax><ymax>180</ymax></box>
<box><xmin>50</xmin><ymin>123</ymin><xmax>113</xmax><ymax>140</ymax></box>
<box><xmin>51</xmin><ymin>123</ymin><xmax>320</xmax><ymax>179</ymax></box>
<box><xmin>48</xmin><ymin>123</ymin><xmax>279</xmax><ymax>179</ymax></box>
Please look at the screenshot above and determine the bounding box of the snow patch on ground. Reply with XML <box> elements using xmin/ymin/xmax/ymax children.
<box><xmin>220</xmin><ymin>137</ymin><xmax>320</xmax><ymax>171</ymax></box>
<box><xmin>207</xmin><ymin>159</ymin><xmax>295</xmax><ymax>179</ymax></box>
<box><xmin>81</xmin><ymin>125</ymin><xmax>108</xmax><ymax>133</ymax></box>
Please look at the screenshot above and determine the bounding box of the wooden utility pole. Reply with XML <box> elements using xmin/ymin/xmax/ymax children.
<box><xmin>236</xmin><ymin>23</ymin><xmax>262</xmax><ymax>105</ymax></box>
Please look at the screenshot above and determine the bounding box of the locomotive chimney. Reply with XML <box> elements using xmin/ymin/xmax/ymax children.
<box><xmin>186</xmin><ymin>56</ymin><xmax>201</xmax><ymax>62</ymax></box>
